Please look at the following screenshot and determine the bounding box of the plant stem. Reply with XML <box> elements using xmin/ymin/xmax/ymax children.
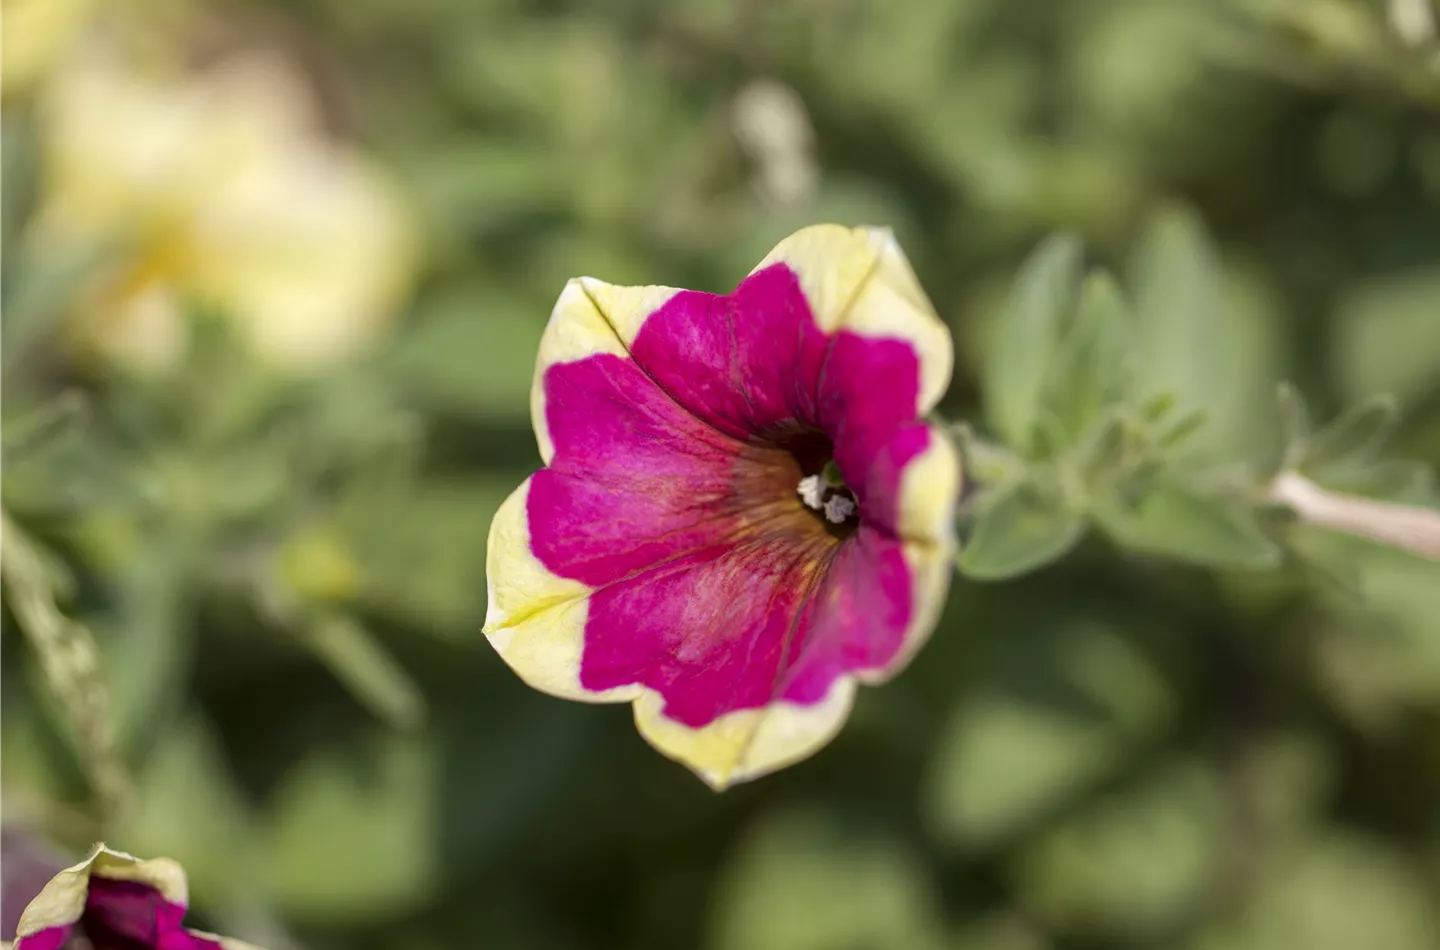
<box><xmin>1269</xmin><ymin>471</ymin><xmax>1440</xmax><ymax>561</ymax></box>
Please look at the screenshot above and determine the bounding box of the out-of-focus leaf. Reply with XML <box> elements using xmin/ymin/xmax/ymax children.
<box><xmin>390</xmin><ymin>286</ymin><xmax>546</xmax><ymax>422</ymax></box>
<box><xmin>985</xmin><ymin>233</ymin><xmax>1083</xmax><ymax>454</ymax></box>
<box><xmin>302</xmin><ymin>613</ymin><xmax>426</xmax><ymax>730</ymax></box>
<box><xmin>1266</xmin><ymin>381</ymin><xmax>1311</xmax><ymax>476</ymax></box>
<box><xmin>111</xmin><ymin>716</ymin><xmax>259</xmax><ymax>906</ymax></box>
<box><xmin>1233</xmin><ymin>730</ymin><xmax>1334</xmax><ymax>841</ymax></box>
<box><xmin>0</xmin><ymin>392</ymin><xmax>87</xmax><ymax>463</ymax></box>
<box><xmin>959</xmin><ymin>481</ymin><xmax>1086</xmax><ymax>581</ymax></box>
<box><xmin>1130</xmin><ymin>205</ymin><xmax>1220</xmax><ymax>408</ymax></box>
<box><xmin>1303</xmin><ymin>394</ymin><xmax>1400</xmax><ymax>473</ymax></box>
<box><xmin>407</xmin><ymin>141</ymin><xmax>568</xmax><ymax>240</ymax></box>
<box><xmin>260</xmin><ymin>734</ymin><xmax>438</xmax><ymax>922</ymax></box>
<box><xmin>95</xmin><ymin>547</ymin><xmax>194</xmax><ymax>753</ymax></box>
<box><xmin>1316</xmin><ymin>457</ymin><xmax>1438</xmax><ymax>503</ymax></box>
<box><xmin>1043</xmin><ymin>271</ymin><xmax>1133</xmax><ymax>444</ymax></box>
<box><xmin>1</xmin><ymin>108</ymin><xmax>39</xmax><ymax>250</ymax></box>
<box><xmin>1014</xmin><ymin>760</ymin><xmax>1225</xmax><ymax>938</ymax></box>
<box><xmin>1095</xmin><ymin>475</ymin><xmax>1282</xmax><ymax>569</ymax></box>
<box><xmin>1292</xmin><ymin>529</ymin><xmax>1440</xmax><ymax>726</ymax></box>
<box><xmin>1128</xmin><ymin>203</ymin><xmax>1285</xmax><ymax>461</ymax></box>
<box><xmin>710</xmin><ymin>809</ymin><xmax>947</xmax><ymax>950</ymax></box>
<box><xmin>925</xmin><ymin>617</ymin><xmax>1175</xmax><ymax>849</ymax></box>
<box><xmin>1333</xmin><ymin>267</ymin><xmax>1440</xmax><ymax>406</ymax></box>
<box><xmin>954</xmin><ymin>424</ymin><xmax>1028</xmax><ymax>493</ymax></box>
<box><xmin>1193</xmin><ymin>835</ymin><xmax>1439</xmax><ymax>950</ymax></box>
<box><xmin>1</xmin><ymin>513</ymin><xmax>128</xmax><ymax>814</ymax></box>
<box><xmin>345</xmin><ymin>476</ymin><xmax>518</xmax><ymax>636</ymax></box>
<box><xmin>0</xmin><ymin>239</ymin><xmax>115</xmax><ymax>368</ymax></box>
<box><xmin>953</xmin><ymin>912</ymin><xmax>1053</xmax><ymax>950</ymax></box>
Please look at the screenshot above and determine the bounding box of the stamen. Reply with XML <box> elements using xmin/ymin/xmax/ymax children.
<box><xmin>824</xmin><ymin>494</ymin><xmax>856</xmax><ymax>524</ymax></box>
<box><xmin>797</xmin><ymin>474</ymin><xmax>824</xmax><ymax>510</ymax></box>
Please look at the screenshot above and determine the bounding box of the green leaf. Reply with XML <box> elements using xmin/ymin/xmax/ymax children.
<box><xmin>954</xmin><ymin>913</ymin><xmax>1053</xmax><ymax>950</ymax></box>
<box><xmin>1290</xmin><ymin>529</ymin><xmax>1440</xmax><ymax>725</ymax></box>
<box><xmin>343</xmin><ymin>476</ymin><xmax>519</xmax><ymax>636</ymax></box>
<box><xmin>986</xmin><ymin>233</ymin><xmax>1083</xmax><ymax>454</ymax></box>
<box><xmin>953</xmin><ymin>423</ymin><xmax>1028</xmax><ymax>493</ymax></box>
<box><xmin>1</xmin><ymin>106</ymin><xmax>39</xmax><ymax>252</ymax></box>
<box><xmin>112</xmin><ymin>715</ymin><xmax>260</xmax><ymax>905</ymax></box>
<box><xmin>1</xmin><ymin>513</ymin><xmax>129</xmax><ymax>814</ymax></box>
<box><xmin>302</xmin><ymin>613</ymin><xmax>426</xmax><ymax>730</ymax></box>
<box><xmin>390</xmin><ymin>284</ymin><xmax>547</xmax><ymax>422</ymax></box>
<box><xmin>260</xmin><ymin>734</ymin><xmax>438</xmax><ymax>922</ymax></box>
<box><xmin>1129</xmin><ymin>204</ymin><xmax>1222</xmax><ymax>433</ymax></box>
<box><xmin>1302</xmin><ymin>393</ymin><xmax>1400</xmax><ymax>473</ymax></box>
<box><xmin>1043</xmin><ymin>270</ymin><xmax>1133</xmax><ymax>444</ymax></box>
<box><xmin>1</xmin><ymin>238</ymin><xmax>116</xmax><ymax>369</ymax></box>
<box><xmin>1316</xmin><ymin>457</ymin><xmax>1437</xmax><ymax>503</ymax></box>
<box><xmin>0</xmin><ymin>391</ymin><xmax>88</xmax><ymax>465</ymax></box>
<box><xmin>1270</xmin><ymin>381</ymin><xmax>1312</xmax><ymax>475</ymax></box>
<box><xmin>959</xmin><ymin>481</ymin><xmax>1086</xmax><ymax>581</ymax></box>
<box><xmin>1094</xmin><ymin>475</ymin><xmax>1282</xmax><ymax>569</ymax></box>
<box><xmin>1333</xmin><ymin>266</ymin><xmax>1440</xmax><ymax>405</ymax></box>
<box><xmin>711</xmin><ymin>809</ymin><xmax>947</xmax><ymax>950</ymax></box>
<box><xmin>1014</xmin><ymin>760</ymin><xmax>1226</xmax><ymax>938</ymax></box>
<box><xmin>1193</xmin><ymin>835</ymin><xmax>1440</xmax><ymax>950</ymax></box>
<box><xmin>924</xmin><ymin>618</ymin><xmax>1174</xmax><ymax>849</ymax></box>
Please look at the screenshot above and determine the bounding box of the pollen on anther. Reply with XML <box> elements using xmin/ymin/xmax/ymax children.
<box><xmin>797</xmin><ymin>474</ymin><xmax>824</xmax><ymax>510</ymax></box>
<box><xmin>824</xmin><ymin>494</ymin><xmax>856</xmax><ymax>524</ymax></box>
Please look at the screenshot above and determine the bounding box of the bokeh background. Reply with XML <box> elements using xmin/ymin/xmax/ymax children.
<box><xmin>4</xmin><ymin>1</ymin><xmax>1440</xmax><ymax>948</ymax></box>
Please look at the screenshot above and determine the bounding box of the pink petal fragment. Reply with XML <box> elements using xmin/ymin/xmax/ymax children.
<box><xmin>579</xmin><ymin>523</ymin><xmax>912</xmax><ymax>728</ymax></box>
<box><xmin>531</xmin><ymin>352</ymin><xmax>747</xmax><ymax>587</ymax></box>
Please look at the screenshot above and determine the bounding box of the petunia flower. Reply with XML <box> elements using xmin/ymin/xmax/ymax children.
<box><xmin>484</xmin><ymin>224</ymin><xmax>961</xmax><ymax>789</ymax></box>
<box><xmin>35</xmin><ymin>46</ymin><xmax>415</xmax><ymax>372</ymax></box>
<box><xmin>10</xmin><ymin>843</ymin><xmax>264</xmax><ymax>950</ymax></box>
<box><xmin>2</xmin><ymin>0</ymin><xmax>91</xmax><ymax>98</ymax></box>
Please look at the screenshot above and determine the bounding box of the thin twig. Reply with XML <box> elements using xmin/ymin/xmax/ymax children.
<box><xmin>1269</xmin><ymin>471</ymin><xmax>1440</xmax><ymax>561</ymax></box>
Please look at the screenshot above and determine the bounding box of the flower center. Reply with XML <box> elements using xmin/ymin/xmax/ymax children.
<box><xmin>796</xmin><ymin>461</ymin><xmax>858</xmax><ymax>525</ymax></box>
<box><xmin>732</xmin><ymin>428</ymin><xmax>857</xmax><ymax>544</ymax></box>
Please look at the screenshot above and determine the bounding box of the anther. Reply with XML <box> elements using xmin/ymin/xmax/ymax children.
<box><xmin>797</xmin><ymin>474</ymin><xmax>824</xmax><ymax>510</ymax></box>
<box><xmin>823</xmin><ymin>494</ymin><xmax>856</xmax><ymax>524</ymax></box>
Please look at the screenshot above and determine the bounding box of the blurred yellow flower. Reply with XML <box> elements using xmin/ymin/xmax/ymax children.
<box><xmin>36</xmin><ymin>49</ymin><xmax>417</xmax><ymax>371</ymax></box>
<box><xmin>0</xmin><ymin>0</ymin><xmax>94</xmax><ymax>96</ymax></box>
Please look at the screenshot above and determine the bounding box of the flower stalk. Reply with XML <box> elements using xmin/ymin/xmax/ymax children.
<box><xmin>1269</xmin><ymin>471</ymin><xmax>1440</xmax><ymax>561</ymax></box>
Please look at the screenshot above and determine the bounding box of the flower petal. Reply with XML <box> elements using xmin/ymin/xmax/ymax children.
<box><xmin>632</xmin><ymin>677</ymin><xmax>857</xmax><ymax>790</ymax></box>
<box><xmin>578</xmin><ymin>518</ymin><xmax>935</xmax><ymax>788</ymax></box>
<box><xmin>570</xmin><ymin>231</ymin><xmax>950</xmax><ymax>451</ymax></box>
<box><xmin>484</xmin><ymin>477</ymin><xmax>616</xmax><ymax>703</ymax></box>
<box><xmin>11</xmin><ymin>842</ymin><xmax>272</xmax><ymax>949</ymax></box>
<box><xmin>13</xmin><ymin>844</ymin><xmax>209</xmax><ymax>950</ymax></box>
<box><xmin>490</xmin><ymin>342</ymin><xmax>751</xmax><ymax>701</ymax></box>
<box><xmin>755</xmin><ymin>224</ymin><xmax>953</xmax><ymax>413</ymax></box>
<box><xmin>529</xmin><ymin>279</ymin><xmax>646</xmax><ymax>465</ymax></box>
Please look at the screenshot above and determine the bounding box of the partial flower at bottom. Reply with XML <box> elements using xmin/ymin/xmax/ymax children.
<box><xmin>10</xmin><ymin>843</ymin><xmax>264</xmax><ymax>950</ymax></box>
<box><xmin>484</xmin><ymin>224</ymin><xmax>961</xmax><ymax>789</ymax></box>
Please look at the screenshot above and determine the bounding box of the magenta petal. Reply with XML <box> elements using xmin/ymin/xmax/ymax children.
<box><xmin>14</xmin><ymin>927</ymin><xmax>71</xmax><ymax>950</ymax></box>
<box><xmin>628</xmin><ymin>265</ymin><xmax>924</xmax><ymax>451</ymax></box>
<box><xmin>83</xmin><ymin>876</ymin><xmax>228</xmax><ymax>950</ymax></box>
<box><xmin>578</xmin><ymin>540</ymin><xmax>819</xmax><ymax>727</ymax></box>
<box><xmin>578</xmin><ymin>523</ymin><xmax>914</xmax><ymax>728</ymax></box>
<box><xmin>531</xmin><ymin>352</ymin><xmax>747</xmax><ymax>587</ymax></box>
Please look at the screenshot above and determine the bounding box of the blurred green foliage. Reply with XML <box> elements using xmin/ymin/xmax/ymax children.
<box><xmin>4</xmin><ymin>1</ymin><xmax>1440</xmax><ymax>948</ymax></box>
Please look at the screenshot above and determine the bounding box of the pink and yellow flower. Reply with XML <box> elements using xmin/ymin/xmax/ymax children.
<box><xmin>11</xmin><ymin>843</ymin><xmax>263</xmax><ymax>950</ymax></box>
<box><xmin>484</xmin><ymin>225</ymin><xmax>961</xmax><ymax>789</ymax></box>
